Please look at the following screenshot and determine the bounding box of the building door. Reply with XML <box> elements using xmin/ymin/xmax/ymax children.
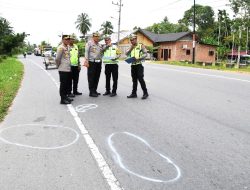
<box><xmin>161</xmin><ymin>49</ymin><xmax>171</xmax><ymax>61</ymax></box>
<box><xmin>164</xmin><ymin>49</ymin><xmax>168</xmax><ymax>61</ymax></box>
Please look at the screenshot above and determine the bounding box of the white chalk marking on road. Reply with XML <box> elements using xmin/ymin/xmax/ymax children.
<box><xmin>148</xmin><ymin>65</ymin><xmax>250</xmax><ymax>83</ymax></box>
<box><xmin>75</xmin><ymin>104</ymin><xmax>98</xmax><ymax>113</ymax></box>
<box><xmin>31</xmin><ymin>60</ymin><xmax>123</xmax><ymax>190</ymax></box>
<box><xmin>108</xmin><ymin>132</ymin><xmax>181</xmax><ymax>183</ymax></box>
<box><xmin>0</xmin><ymin>124</ymin><xmax>79</xmax><ymax>150</ymax></box>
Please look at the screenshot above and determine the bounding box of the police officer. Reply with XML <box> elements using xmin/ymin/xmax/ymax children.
<box><xmin>55</xmin><ymin>35</ymin><xmax>72</xmax><ymax>104</ymax></box>
<box><xmin>84</xmin><ymin>32</ymin><xmax>102</xmax><ymax>97</ymax></box>
<box><xmin>126</xmin><ymin>34</ymin><xmax>149</xmax><ymax>99</ymax></box>
<box><xmin>102</xmin><ymin>35</ymin><xmax>121</xmax><ymax>97</ymax></box>
<box><xmin>69</xmin><ymin>36</ymin><xmax>82</xmax><ymax>96</ymax></box>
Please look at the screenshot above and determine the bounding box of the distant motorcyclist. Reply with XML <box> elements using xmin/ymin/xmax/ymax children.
<box><xmin>23</xmin><ymin>52</ymin><xmax>27</xmax><ymax>58</ymax></box>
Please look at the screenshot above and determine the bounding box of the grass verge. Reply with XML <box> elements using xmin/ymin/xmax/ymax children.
<box><xmin>0</xmin><ymin>57</ymin><xmax>24</xmax><ymax>122</ymax></box>
<box><xmin>150</xmin><ymin>61</ymin><xmax>250</xmax><ymax>74</ymax></box>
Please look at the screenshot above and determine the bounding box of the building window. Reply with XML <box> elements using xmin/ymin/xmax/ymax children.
<box><xmin>161</xmin><ymin>49</ymin><xmax>163</xmax><ymax>58</ymax></box>
<box><xmin>186</xmin><ymin>49</ymin><xmax>191</xmax><ymax>55</ymax></box>
<box><xmin>209</xmin><ymin>50</ymin><xmax>214</xmax><ymax>56</ymax></box>
<box><xmin>168</xmin><ymin>49</ymin><xmax>171</xmax><ymax>58</ymax></box>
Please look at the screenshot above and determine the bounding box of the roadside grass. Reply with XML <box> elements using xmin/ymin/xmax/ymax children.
<box><xmin>0</xmin><ymin>57</ymin><xmax>24</xmax><ymax>122</ymax></box>
<box><xmin>150</xmin><ymin>60</ymin><xmax>250</xmax><ymax>74</ymax></box>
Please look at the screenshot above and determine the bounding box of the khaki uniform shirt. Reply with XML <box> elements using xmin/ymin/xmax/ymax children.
<box><xmin>85</xmin><ymin>40</ymin><xmax>103</xmax><ymax>61</ymax></box>
<box><xmin>55</xmin><ymin>44</ymin><xmax>71</xmax><ymax>72</ymax></box>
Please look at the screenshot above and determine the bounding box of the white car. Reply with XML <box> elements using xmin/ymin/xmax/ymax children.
<box><xmin>43</xmin><ymin>51</ymin><xmax>52</xmax><ymax>57</ymax></box>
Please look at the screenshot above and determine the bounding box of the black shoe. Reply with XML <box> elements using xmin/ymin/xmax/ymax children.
<box><xmin>127</xmin><ymin>94</ymin><xmax>137</xmax><ymax>98</ymax></box>
<box><xmin>141</xmin><ymin>93</ymin><xmax>149</xmax><ymax>100</ymax></box>
<box><xmin>103</xmin><ymin>91</ymin><xmax>111</xmax><ymax>96</ymax></box>
<box><xmin>110</xmin><ymin>92</ymin><xmax>117</xmax><ymax>97</ymax></box>
<box><xmin>66</xmin><ymin>97</ymin><xmax>74</xmax><ymax>102</ymax></box>
<box><xmin>89</xmin><ymin>93</ymin><xmax>98</xmax><ymax>97</ymax></box>
<box><xmin>96</xmin><ymin>92</ymin><xmax>101</xmax><ymax>96</ymax></box>
<box><xmin>60</xmin><ymin>99</ymin><xmax>71</xmax><ymax>104</ymax></box>
<box><xmin>68</xmin><ymin>93</ymin><xmax>75</xmax><ymax>98</ymax></box>
<box><xmin>74</xmin><ymin>92</ymin><xmax>82</xmax><ymax>95</ymax></box>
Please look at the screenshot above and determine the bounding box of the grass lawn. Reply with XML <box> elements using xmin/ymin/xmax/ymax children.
<box><xmin>0</xmin><ymin>57</ymin><xmax>24</xmax><ymax>122</ymax></box>
<box><xmin>149</xmin><ymin>60</ymin><xmax>250</xmax><ymax>74</ymax></box>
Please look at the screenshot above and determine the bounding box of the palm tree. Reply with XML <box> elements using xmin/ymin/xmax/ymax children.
<box><xmin>100</xmin><ymin>21</ymin><xmax>114</xmax><ymax>35</ymax></box>
<box><xmin>75</xmin><ymin>13</ymin><xmax>91</xmax><ymax>37</ymax></box>
<box><xmin>0</xmin><ymin>17</ymin><xmax>13</xmax><ymax>36</ymax></box>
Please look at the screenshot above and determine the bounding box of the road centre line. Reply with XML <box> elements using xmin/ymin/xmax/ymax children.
<box><xmin>147</xmin><ymin>65</ymin><xmax>250</xmax><ymax>83</ymax></box>
<box><xmin>30</xmin><ymin>60</ymin><xmax>123</xmax><ymax>190</ymax></box>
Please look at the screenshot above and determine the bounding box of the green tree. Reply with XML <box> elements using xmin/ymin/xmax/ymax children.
<box><xmin>41</xmin><ymin>41</ymin><xmax>47</xmax><ymax>46</ymax></box>
<box><xmin>229</xmin><ymin>0</ymin><xmax>250</xmax><ymax>18</ymax></box>
<box><xmin>214</xmin><ymin>9</ymin><xmax>232</xmax><ymax>50</ymax></box>
<box><xmin>146</xmin><ymin>17</ymin><xmax>189</xmax><ymax>34</ymax></box>
<box><xmin>1</xmin><ymin>32</ymin><xmax>25</xmax><ymax>55</ymax></box>
<box><xmin>147</xmin><ymin>23</ymin><xmax>162</xmax><ymax>34</ymax></box>
<box><xmin>0</xmin><ymin>17</ymin><xmax>26</xmax><ymax>55</ymax></box>
<box><xmin>77</xmin><ymin>41</ymin><xmax>85</xmax><ymax>57</ymax></box>
<box><xmin>217</xmin><ymin>10</ymin><xmax>231</xmax><ymax>38</ymax></box>
<box><xmin>0</xmin><ymin>17</ymin><xmax>13</xmax><ymax>36</ymax></box>
<box><xmin>163</xmin><ymin>16</ymin><xmax>169</xmax><ymax>23</ymax></box>
<box><xmin>229</xmin><ymin>0</ymin><xmax>250</xmax><ymax>52</ymax></box>
<box><xmin>100</xmin><ymin>21</ymin><xmax>113</xmax><ymax>35</ymax></box>
<box><xmin>75</xmin><ymin>13</ymin><xmax>91</xmax><ymax>38</ymax></box>
<box><xmin>178</xmin><ymin>4</ymin><xmax>215</xmax><ymax>38</ymax></box>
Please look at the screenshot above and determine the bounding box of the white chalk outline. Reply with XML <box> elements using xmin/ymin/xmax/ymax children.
<box><xmin>75</xmin><ymin>104</ymin><xmax>98</xmax><ymax>113</ymax></box>
<box><xmin>0</xmin><ymin>124</ymin><xmax>79</xmax><ymax>150</ymax></box>
<box><xmin>108</xmin><ymin>132</ymin><xmax>181</xmax><ymax>183</ymax></box>
<box><xmin>30</xmin><ymin>60</ymin><xmax>123</xmax><ymax>190</ymax></box>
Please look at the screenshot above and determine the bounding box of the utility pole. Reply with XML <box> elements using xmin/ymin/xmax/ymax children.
<box><xmin>236</xmin><ymin>26</ymin><xmax>242</xmax><ymax>68</ymax></box>
<box><xmin>112</xmin><ymin>0</ymin><xmax>123</xmax><ymax>46</ymax></box>
<box><xmin>192</xmin><ymin>0</ymin><xmax>196</xmax><ymax>64</ymax></box>
<box><xmin>246</xmin><ymin>27</ymin><xmax>249</xmax><ymax>54</ymax></box>
<box><xmin>217</xmin><ymin>14</ymin><xmax>221</xmax><ymax>62</ymax></box>
<box><xmin>231</xmin><ymin>28</ymin><xmax>235</xmax><ymax>64</ymax></box>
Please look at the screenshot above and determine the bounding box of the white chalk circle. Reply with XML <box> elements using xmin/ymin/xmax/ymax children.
<box><xmin>75</xmin><ymin>104</ymin><xmax>98</xmax><ymax>113</ymax></box>
<box><xmin>108</xmin><ymin>132</ymin><xmax>181</xmax><ymax>183</ymax></box>
<box><xmin>0</xmin><ymin>124</ymin><xmax>79</xmax><ymax>150</ymax></box>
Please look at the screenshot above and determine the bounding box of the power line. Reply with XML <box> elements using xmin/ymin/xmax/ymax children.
<box><xmin>150</xmin><ymin>0</ymin><xmax>184</xmax><ymax>12</ymax></box>
<box><xmin>112</xmin><ymin>0</ymin><xmax>123</xmax><ymax>45</ymax></box>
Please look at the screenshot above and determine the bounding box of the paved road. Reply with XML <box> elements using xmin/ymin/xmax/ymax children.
<box><xmin>0</xmin><ymin>55</ymin><xmax>249</xmax><ymax>190</ymax></box>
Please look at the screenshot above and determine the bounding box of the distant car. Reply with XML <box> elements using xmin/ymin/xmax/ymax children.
<box><xmin>43</xmin><ymin>51</ymin><xmax>52</xmax><ymax>57</ymax></box>
<box><xmin>240</xmin><ymin>55</ymin><xmax>250</xmax><ymax>65</ymax></box>
<box><xmin>27</xmin><ymin>51</ymin><xmax>32</xmax><ymax>55</ymax></box>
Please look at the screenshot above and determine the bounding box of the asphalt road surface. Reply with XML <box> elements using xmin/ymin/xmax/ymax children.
<box><xmin>0</xmin><ymin>55</ymin><xmax>249</xmax><ymax>190</ymax></box>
